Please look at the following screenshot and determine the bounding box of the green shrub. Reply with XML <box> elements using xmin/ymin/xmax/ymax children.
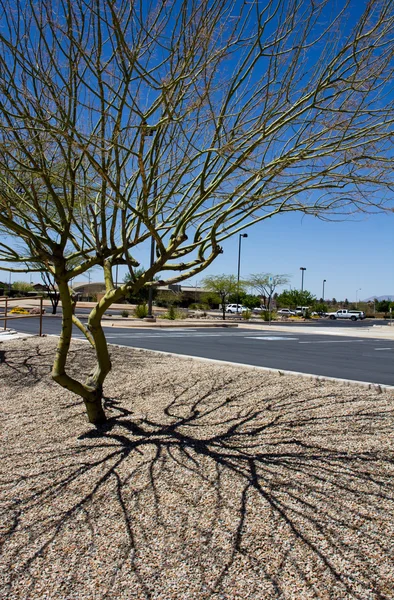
<box><xmin>160</xmin><ymin>306</ymin><xmax>187</xmax><ymax>320</ymax></box>
<box><xmin>263</xmin><ymin>310</ymin><xmax>277</xmax><ymax>320</ymax></box>
<box><xmin>242</xmin><ymin>309</ymin><xmax>252</xmax><ymax>320</ymax></box>
<box><xmin>160</xmin><ymin>305</ymin><xmax>176</xmax><ymax>320</ymax></box>
<box><xmin>134</xmin><ymin>304</ymin><xmax>148</xmax><ymax>318</ymax></box>
<box><xmin>121</xmin><ymin>309</ymin><xmax>130</xmax><ymax>318</ymax></box>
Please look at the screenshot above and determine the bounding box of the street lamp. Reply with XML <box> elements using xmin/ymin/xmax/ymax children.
<box><xmin>145</xmin><ymin>125</ymin><xmax>158</xmax><ymax>320</ymax></box>
<box><xmin>300</xmin><ymin>267</ymin><xmax>306</xmax><ymax>292</ymax></box>
<box><xmin>236</xmin><ymin>233</ymin><xmax>248</xmax><ymax>313</ymax></box>
<box><xmin>322</xmin><ymin>279</ymin><xmax>326</xmax><ymax>301</ymax></box>
<box><xmin>356</xmin><ymin>288</ymin><xmax>361</xmax><ymax>307</ymax></box>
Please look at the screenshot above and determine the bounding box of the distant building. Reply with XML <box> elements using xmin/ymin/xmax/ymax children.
<box><xmin>71</xmin><ymin>281</ymin><xmax>209</xmax><ymax>305</ymax></box>
<box><xmin>72</xmin><ymin>282</ymin><xmax>108</xmax><ymax>301</ymax></box>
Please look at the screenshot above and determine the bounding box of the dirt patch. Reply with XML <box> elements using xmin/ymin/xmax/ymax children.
<box><xmin>1</xmin><ymin>336</ymin><xmax>394</xmax><ymax>599</ymax></box>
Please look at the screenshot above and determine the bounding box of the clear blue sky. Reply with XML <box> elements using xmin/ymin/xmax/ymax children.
<box><xmin>193</xmin><ymin>211</ymin><xmax>394</xmax><ymax>302</ymax></box>
<box><xmin>201</xmin><ymin>211</ymin><xmax>394</xmax><ymax>302</ymax></box>
<box><xmin>4</xmin><ymin>0</ymin><xmax>393</xmax><ymax>302</ymax></box>
<box><xmin>64</xmin><ymin>210</ymin><xmax>394</xmax><ymax>303</ymax></box>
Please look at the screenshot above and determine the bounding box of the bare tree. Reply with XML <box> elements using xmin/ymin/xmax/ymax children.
<box><xmin>40</xmin><ymin>272</ymin><xmax>60</xmax><ymax>315</ymax></box>
<box><xmin>248</xmin><ymin>273</ymin><xmax>291</xmax><ymax>311</ymax></box>
<box><xmin>0</xmin><ymin>0</ymin><xmax>393</xmax><ymax>424</ymax></box>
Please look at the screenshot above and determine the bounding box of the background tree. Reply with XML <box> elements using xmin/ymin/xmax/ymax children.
<box><xmin>374</xmin><ymin>299</ymin><xmax>394</xmax><ymax>313</ymax></box>
<box><xmin>226</xmin><ymin>290</ymin><xmax>261</xmax><ymax>309</ymax></box>
<box><xmin>123</xmin><ymin>268</ymin><xmax>158</xmax><ymax>306</ymax></box>
<box><xmin>11</xmin><ymin>281</ymin><xmax>34</xmax><ymax>294</ymax></box>
<box><xmin>313</xmin><ymin>302</ymin><xmax>328</xmax><ymax>315</ymax></box>
<box><xmin>276</xmin><ymin>289</ymin><xmax>317</xmax><ymax>309</ymax></box>
<box><xmin>0</xmin><ymin>0</ymin><xmax>394</xmax><ymax>424</ymax></box>
<box><xmin>201</xmin><ymin>275</ymin><xmax>242</xmax><ymax>320</ymax></box>
<box><xmin>230</xmin><ymin>293</ymin><xmax>262</xmax><ymax>310</ymax></box>
<box><xmin>199</xmin><ymin>291</ymin><xmax>221</xmax><ymax>309</ymax></box>
<box><xmin>40</xmin><ymin>272</ymin><xmax>60</xmax><ymax>315</ymax></box>
<box><xmin>156</xmin><ymin>290</ymin><xmax>184</xmax><ymax>308</ymax></box>
<box><xmin>248</xmin><ymin>273</ymin><xmax>291</xmax><ymax>312</ymax></box>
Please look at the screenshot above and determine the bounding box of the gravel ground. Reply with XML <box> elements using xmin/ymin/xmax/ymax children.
<box><xmin>1</xmin><ymin>336</ymin><xmax>394</xmax><ymax>600</ymax></box>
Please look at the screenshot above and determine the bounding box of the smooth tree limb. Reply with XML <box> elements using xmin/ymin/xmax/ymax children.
<box><xmin>0</xmin><ymin>0</ymin><xmax>393</xmax><ymax>423</ymax></box>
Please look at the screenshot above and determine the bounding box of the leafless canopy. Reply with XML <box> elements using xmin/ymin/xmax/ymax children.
<box><xmin>0</xmin><ymin>0</ymin><xmax>393</xmax><ymax>286</ymax></box>
<box><xmin>0</xmin><ymin>0</ymin><xmax>393</xmax><ymax>422</ymax></box>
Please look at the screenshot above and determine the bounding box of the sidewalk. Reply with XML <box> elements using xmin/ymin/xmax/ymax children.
<box><xmin>239</xmin><ymin>322</ymin><xmax>394</xmax><ymax>340</ymax></box>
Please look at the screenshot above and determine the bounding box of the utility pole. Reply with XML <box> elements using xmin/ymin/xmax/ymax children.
<box><xmin>236</xmin><ymin>234</ymin><xmax>248</xmax><ymax>314</ymax></box>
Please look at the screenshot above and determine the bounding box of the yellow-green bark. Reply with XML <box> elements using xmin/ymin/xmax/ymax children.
<box><xmin>51</xmin><ymin>278</ymin><xmax>107</xmax><ymax>425</ymax></box>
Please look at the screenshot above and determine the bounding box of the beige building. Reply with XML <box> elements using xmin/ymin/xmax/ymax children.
<box><xmin>72</xmin><ymin>282</ymin><xmax>209</xmax><ymax>305</ymax></box>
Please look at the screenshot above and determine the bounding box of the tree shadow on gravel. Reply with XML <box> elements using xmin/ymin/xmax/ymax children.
<box><xmin>1</xmin><ymin>345</ymin><xmax>394</xmax><ymax>599</ymax></box>
<box><xmin>0</xmin><ymin>344</ymin><xmax>53</xmax><ymax>383</ymax></box>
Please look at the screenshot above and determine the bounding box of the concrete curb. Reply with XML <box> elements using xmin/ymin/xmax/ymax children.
<box><xmin>102</xmin><ymin>320</ymin><xmax>238</xmax><ymax>329</ymax></box>
<box><xmin>39</xmin><ymin>314</ymin><xmax>239</xmax><ymax>329</ymax></box>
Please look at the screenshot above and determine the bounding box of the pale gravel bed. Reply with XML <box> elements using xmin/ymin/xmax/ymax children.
<box><xmin>1</xmin><ymin>336</ymin><xmax>394</xmax><ymax>600</ymax></box>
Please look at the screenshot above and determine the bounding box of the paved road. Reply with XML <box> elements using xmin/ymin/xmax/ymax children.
<box><xmin>6</xmin><ymin>317</ymin><xmax>394</xmax><ymax>386</ymax></box>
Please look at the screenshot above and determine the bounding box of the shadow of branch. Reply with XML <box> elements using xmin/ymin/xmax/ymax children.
<box><xmin>3</xmin><ymin>373</ymin><xmax>394</xmax><ymax>599</ymax></box>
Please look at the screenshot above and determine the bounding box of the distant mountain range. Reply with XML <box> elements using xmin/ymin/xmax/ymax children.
<box><xmin>363</xmin><ymin>295</ymin><xmax>394</xmax><ymax>302</ymax></box>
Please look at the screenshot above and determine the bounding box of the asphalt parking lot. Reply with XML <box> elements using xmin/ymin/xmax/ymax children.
<box><xmin>3</xmin><ymin>316</ymin><xmax>394</xmax><ymax>387</ymax></box>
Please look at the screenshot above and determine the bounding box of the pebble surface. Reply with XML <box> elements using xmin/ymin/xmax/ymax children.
<box><xmin>1</xmin><ymin>337</ymin><xmax>394</xmax><ymax>599</ymax></box>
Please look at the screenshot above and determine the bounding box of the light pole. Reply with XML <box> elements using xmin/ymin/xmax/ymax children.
<box><xmin>356</xmin><ymin>288</ymin><xmax>361</xmax><ymax>307</ymax></box>
<box><xmin>147</xmin><ymin>166</ymin><xmax>158</xmax><ymax>320</ymax></box>
<box><xmin>322</xmin><ymin>279</ymin><xmax>326</xmax><ymax>301</ymax></box>
<box><xmin>300</xmin><ymin>267</ymin><xmax>306</xmax><ymax>292</ymax></box>
<box><xmin>236</xmin><ymin>233</ymin><xmax>248</xmax><ymax>313</ymax></box>
<box><xmin>145</xmin><ymin>124</ymin><xmax>158</xmax><ymax>321</ymax></box>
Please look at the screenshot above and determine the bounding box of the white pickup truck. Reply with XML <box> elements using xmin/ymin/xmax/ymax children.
<box><xmin>326</xmin><ymin>309</ymin><xmax>364</xmax><ymax>321</ymax></box>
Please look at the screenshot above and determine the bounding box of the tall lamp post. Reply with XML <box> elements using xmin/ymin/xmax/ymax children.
<box><xmin>147</xmin><ymin>127</ymin><xmax>158</xmax><ymax>321</ymax></box>
<box><xmin>236</xmin><ymin>233</ymin><xmax>248</xmax><ymax>313</ymax></box>
<box><xmin>300</xmin><ymin>267</ymin><xmax>306</xmax><ymax>292</ymax></box>
<box><xmin>356</xmin><ymin>288</ymin><xmax>361</xmax><ymax>307</ymax></box>
<box><xmin>147</xmin><ymin>180</ymin><xmax>157</xmax><ymax>320</ymax></box>
<box><xmin>322</xmin><ymin>279</ymin><xmax>326</xmax><ymax>301</ymax></box>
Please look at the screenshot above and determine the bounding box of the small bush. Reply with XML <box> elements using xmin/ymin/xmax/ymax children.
<box><xmin>263</xmin><ymin>310</ymin><xmax>277</xmax><ymax>320</ymax></box>
<box><xmin>134</xmin><ymin>304</ymin><xmax>148</xmax><ymax>318</ymax></box>
<box><xmin>160</xmin><ymin>305</ymin><xmax>176</xmax><ymax>320</ymax></box>
<box><xmin>189</xmin><ymin>302</ymin><xmax>209</xmax><ymax>311</ymax></box>
<box><xmin>121</xmin><ymin>309</ymin><xmax>130</xmax><ymax>318</ymax></box>
<box><xmin>160</xmin><ymin>307</ymin><xmax>187</xmax><ymax>320</ymax></box>
<box><xmin>242</xmin><ymin>309</ymin><xmax>252</xmax><ymax>320</ymax></box>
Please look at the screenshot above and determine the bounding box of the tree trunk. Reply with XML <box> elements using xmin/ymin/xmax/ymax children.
<box><xmin>221</xmin><ymin>295</ymin><xmax>226</xmax><ymax>320</ymax></box>
<box><xmin>51</xmin><ymin>278</ymin><xmax>109</xmax><ymax>426</ymax></box>
<box><xmin>82</xmin><ymin>384</ymin><xmax>106</xmax><ymax>425</ymax></box>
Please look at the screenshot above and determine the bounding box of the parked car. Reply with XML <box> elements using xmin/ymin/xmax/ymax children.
<box><xmin>326</xmin><ymin>309</ymin><xmax>361</xmax><ymax>321</ymax></box>
<box><xmin>349</xmin><ymin>310</ymin><xmax>366</xmax><ymax>320</ymax></box>
<box><xmin>277</xmin><ymin>308</ymin><xmax>296</xmax><ymax>316</ymax></box>
<box><xmin>252</xmin><ymin>306</ymin><xmax>267</xmax><ymax>313</ymax></box>
<box><xmin>226</xmin><ymin>304</ymin><xmax>247</xmax><ymax>314</ymax></box>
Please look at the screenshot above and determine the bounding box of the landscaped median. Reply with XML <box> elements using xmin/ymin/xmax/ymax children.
<box><xmin>1</xmin><ymin>336</ymin><xmax>394</xmax><ymax>599</ymax></box>
<box><xmin>100</xmin><ymin>316</ymin><xmax>239</xmax><ymax>328</ymax></box>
